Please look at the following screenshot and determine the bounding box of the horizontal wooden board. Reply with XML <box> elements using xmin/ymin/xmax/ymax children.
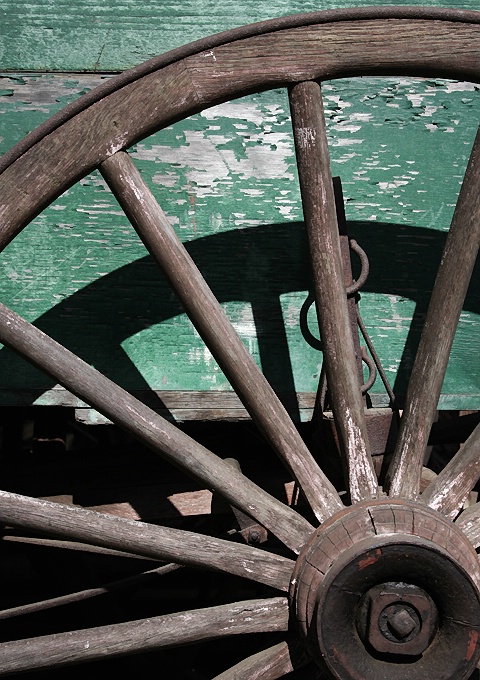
<box><xmin>1</xmin><ymin>0</ymin><xmax>478</xmax><ymax>72</ymax></box>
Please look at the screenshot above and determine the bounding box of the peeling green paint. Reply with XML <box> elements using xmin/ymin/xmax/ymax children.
<box><xmin>0</xmin><ymin>0</ymin><xmax>478</xmax><ymax>71</ymax></box>
<box><xmin>0</xmin><ymin>2</ymin><xmax>478</xmax><ymax>415</ymax></box>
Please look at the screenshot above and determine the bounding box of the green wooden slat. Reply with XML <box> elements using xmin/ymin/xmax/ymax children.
<box><xmin>0</xmin><ymin>0</ymin><xmax>478</xmax><ymax>72</ymax></box>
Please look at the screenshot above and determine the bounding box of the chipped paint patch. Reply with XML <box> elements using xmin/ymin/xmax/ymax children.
<box><xmin>0</xmin><ymin>76</ymin><xmax>478</xmax><ymax>409</ymax></box>
<box><xmin>295</xmin><ymin>127</ymin><xmax>316</xmax><ymax>148</ymax></box>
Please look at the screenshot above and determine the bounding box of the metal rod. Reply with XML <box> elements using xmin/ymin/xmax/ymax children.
<box><xmin>357</xmin><ymin>310</ymin><xmax>396</xmax><ymax>404</ymax></box>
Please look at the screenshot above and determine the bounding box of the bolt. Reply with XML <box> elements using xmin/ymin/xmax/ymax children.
<box><xmin>248</xmin><ymin>530</ymin><xmax>260</xmax><ymax>543</ymax></box>
<box><xmin>379</xmin><ymin>602</ymin><xmax>421</xmax><ymax>642</ymax></box>
<box><xmin>358</xmin><ymin>583</ymin><xmax>438</xmax><ymax>656</ymax></box>
<box><xmin>388</xmin><ymin>607</ymin><xmax>417</xmax><ymax>639</ymax></box>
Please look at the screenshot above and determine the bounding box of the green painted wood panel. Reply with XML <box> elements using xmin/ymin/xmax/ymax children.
<box><xmin>0</xmin><ymin>0</ymin><xmax>477</xmax><ymax>72</ymax></box>
<box><xmin>0</xmin><ymin>2</ymin><xmax>479</xmax><ymax>418</ymax></box>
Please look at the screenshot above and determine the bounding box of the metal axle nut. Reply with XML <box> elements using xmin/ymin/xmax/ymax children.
<box><xmin>360</xmin><ymin>582</ymin><xmax>438</xmax><ymax>656</ymax></box>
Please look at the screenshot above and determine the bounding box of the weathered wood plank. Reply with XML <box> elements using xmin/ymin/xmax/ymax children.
<box><xmin>0</xmin><ymin>596</ymin><xmax>289</xmax><ymax>675</ymax></box>
<box><xmin>0</xmin><ymin>490</ymin><xmax>296</xmax><ymax>590</ymax></box>
<box><xmin>0</xmin><ymin>76</ymin><xmax>478</xmax><ymax>418</ymax></box>
<box><xmin>456</xmin><ymin>503</ymin><xmax>480</xmax><ymax>548</ymax></box>
<box><xmin>1</xmin><ymin>1</ymin><xmax>479</xmax><ymax>72</ymax></box>
<box><xmin>213</xmin><ymin>641</ymin><xmax>309</xmax><ymax>679</ymax></box>
<box><xmin>1</xmin><ymin>16</ymin><xmax>479</xmax><ymax>241</ymax></box>
<box><xmin>289</xmin><ymin>81</ymin><xmax>377</xmax><ymax>503</ymax></box>
<box><xmin>0</xmin><ymin>14</ymin><xmax>479</xmax><ymax>413</ymax></box>
<box><xmin>0</xmin><ymin>563</ymin><xmax>181</xmax><ymax>620</ymax></box>
<box><xmin>1</xmin><ymin>534</ymin><xmax>160</xmax><ymax>560</ymax></box>
<box><xmin>37</xmin><ymin>479</ymin><xmax>299</xmax><ymax>523</ymax></box>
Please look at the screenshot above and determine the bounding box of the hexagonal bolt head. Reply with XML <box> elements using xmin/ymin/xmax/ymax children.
<box><xmin>359</xmin><ymin>582</ymin><xmax>438</xmax><ymax>656</ymax></box>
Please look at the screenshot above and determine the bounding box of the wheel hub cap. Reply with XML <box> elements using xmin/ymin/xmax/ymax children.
<box><xmin>290</xmin><ymin>500</ymin><xmax>480</xmax><ymax>680</ymax></box>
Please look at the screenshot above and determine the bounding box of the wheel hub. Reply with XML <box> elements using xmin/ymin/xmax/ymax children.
<box><xmin>290</xmin><ymin>500</ymin><xmax>480</xmax><ymax>680</ymax></box>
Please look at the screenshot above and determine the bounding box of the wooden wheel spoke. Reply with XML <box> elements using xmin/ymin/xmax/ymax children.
<box><xmin>0</xmin><ymin>596</ymin><xmax>288</xmax><ymax>675</ymax></box>
<box><xmin>387</xmin><ymin>126</ymin><xmax>480</xmax><ymax>499</ymax></box>
<box><xmin>0</xmin><ymin>302</ymin><xmax>312</xmax><ymax>552</ymax></box>
<box><xmin>289</xmin><ymin>81</ymin><xmax>378</xmax><ymax>503</ymax></box>
<box><xmin>0</xmin><ymin>563</ymin><xmax>181</xmax><ymax>621</ymax></box>
<box><xmin>1</xmin><ymin>534</ymin><xmax>159</xmax><ymax>560</ymax></box>
<box><xmin>0</xmin><ymin>491</ymin><xmax>295</xmax><ymax>590</ymax></box>
<box><xmin>213</xmin><ymin>641</ymin><xmax>309</xmax><ymax>679</ymax></box>
<box><xmin>456</xmin><ymin>502</ymin><xmax>480</xmax><ymax>548</ymax></box>
<box><xmin>1</xmin><ymin>10</ymin><xmax>480</xmax><ymax>677</ymax></box>
<box><xmin>423</xmin><ymin>421</ymin><xmax>480</xmax><ymax>519</ymax></box>
<box><xmin>99</xmin><ymin>150</ymin><xmax>343</xmax><ymax>524</ymax></box>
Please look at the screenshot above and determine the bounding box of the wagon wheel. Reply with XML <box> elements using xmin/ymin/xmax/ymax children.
<box><xmin>0</xmin><ymin>6</ymin><xmax>480</xmax><ymax>679</ymax></box>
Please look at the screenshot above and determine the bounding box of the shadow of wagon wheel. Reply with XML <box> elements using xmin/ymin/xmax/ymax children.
<box><xmin>0</xmin><ymin>220</ymin><xmax>477</xmax><ymax>412</ymax></box>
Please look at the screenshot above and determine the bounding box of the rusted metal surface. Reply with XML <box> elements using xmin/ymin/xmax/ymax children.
<box><xmin>358</xmin><ymin>582</ymin><xmax>437</xmax><ymax>656</ymax></box>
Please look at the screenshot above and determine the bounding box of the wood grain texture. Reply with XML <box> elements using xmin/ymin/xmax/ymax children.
<box><xmin>213</xmin><ymin>641</ymin><xmax>309</xmax><ymax>679</ymax></box>
<box><xmin>101</xmin><ymin>150</ymin><xmax>343</xmax><ymax>523</ymax></box>
<box><xmin>2</xmin><ymin>1</ymin><xmax>478</xmax><ymax>72</ymax></box>
<box><xmin>1</xmin><ymin>16</ymin><xmax>479</xmax><ymax>245</ymax></box>
<box><xmin>0</xmin><ymin>490</ymin><xmax>295</xmax><ymax>590</ymax></box>
<box><xmin>0</xmin><ymin>596</ymin><xmax>289</xmax><ymax>675</ymax></box>
<box><xmin>387</xmin><ymin>126</ymin><xmax>480</xmax><ymax>499</ymax></box>
<box><xmin>289</xmin><ymin>81</ymin><xmax>377</xmax><ymax>503</ymax></box>
<box><xmin>423</xmin><ymin>421</ymin><xmax>480</xmax><ymax>519</ymax></box>
<box><xmin>291</xmin><ymin>499</ymin><xmax>480</xmax><ymax>640</ymax></box>
<box><xmin>0</xmin><ymin>302</ymin><xmax>313</xmax><ymax>552</ymax></box>
<box><xmin>0</xmin><ymin>563</ymin><xmax>180</xmax><ymax>620</ymax></box>
<box><xmin>1</xmin><ymin>534</ymin><xmax>160</xmax><ymax>560</ymax></box>
<box><xmin>2</xmin><ymin>13</ymin><xmax>480</xmax><ymax>412</ymax></box>
<box><xmin>456</xmin><ymin>503</ymin><xmax>480</xmax><ymax>548</ymax></box>
<box><xmin>1</xmin><ymin>6</ymin><xmax>477</xmax><ymax>178</ymax></box>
